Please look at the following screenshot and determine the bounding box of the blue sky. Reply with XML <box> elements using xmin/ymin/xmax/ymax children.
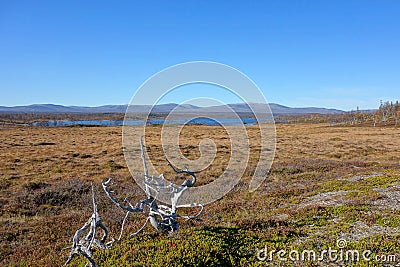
<box><xmin>0</xmin><ymin>0</ymin><xmax>399</xmax><ymax>110</ymax></box>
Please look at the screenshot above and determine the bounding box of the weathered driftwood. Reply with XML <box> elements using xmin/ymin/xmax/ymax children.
<box><xmin>102</xmin><ymin>136</ymin><xmax>203</xmax><ymax>238</ymax></box>
<box><xmin>64</xmin><ymin>184</ymin><xmax>110</xmax><ymax>267</ymax></box>
<box><xmin>65</xmin><ymin>136</ymin><xmax>204</xmax><ymax>266</ymax></box>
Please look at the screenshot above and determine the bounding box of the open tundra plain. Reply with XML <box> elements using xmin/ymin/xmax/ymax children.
<box><xmin>1</xmin><ymin>124</ymin><xmax>399</xmax><ymax>266</ymax></box>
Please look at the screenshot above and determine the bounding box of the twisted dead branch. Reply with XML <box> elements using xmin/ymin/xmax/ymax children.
<box><xmin>64</xmin><ymin>184</ymin><xmax>110</xmax><ymax>267</ymax></box>
<box><xmin>65</xmin><ymin>136</ymin><xmax>204</xmax><ymax>266</ymax></box>
<box><xmin>102</xmin><ymin>136</ymin><xmax>203</xmax><ymax>238</ymax></box>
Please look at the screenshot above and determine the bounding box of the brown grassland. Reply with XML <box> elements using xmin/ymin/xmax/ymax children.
<box><xmin>0</xmin><ymin>124</ymin><xmax>399</xmax><ymax>266</ymax></box>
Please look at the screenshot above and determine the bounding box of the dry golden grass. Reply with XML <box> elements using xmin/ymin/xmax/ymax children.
<box><xmin>0</xmin><ymin>124</ymin><xmax>399</xmax><ymax>266</ymax></box>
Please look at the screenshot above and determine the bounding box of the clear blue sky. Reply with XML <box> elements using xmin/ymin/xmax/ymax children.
<box><xmin>0</xmin><ymin>0</ymin><xmax>399</xmax><ymax>110</ymax></box>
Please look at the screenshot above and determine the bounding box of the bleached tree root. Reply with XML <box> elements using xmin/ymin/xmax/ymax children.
<box><xmin>65</xmin><ymin>136</ymin><xmax>204</xmax><ymax>266</ymax></box>
<box><xmin>64</xmin><ymin>184</ymin><xmax>110</xmax><ymax>267</ymax></box>
<box><xmin>101</xmin><ymin>136</ymin><xmax>204</xmax><ymax>238</ymax></box>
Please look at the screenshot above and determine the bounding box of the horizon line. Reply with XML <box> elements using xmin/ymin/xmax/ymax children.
<box><xmin>0</xmin><ymin>102</ymin><xmax>380</xmax><ymax>112</ymax></box>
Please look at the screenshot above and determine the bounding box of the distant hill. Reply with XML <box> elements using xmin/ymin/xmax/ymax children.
<box><xmin>0</xmin><ymin>103</ymin><xmax>344</xmax><ymax>115</ymax></box>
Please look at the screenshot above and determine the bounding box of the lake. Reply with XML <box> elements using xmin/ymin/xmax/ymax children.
<box><xmin>32</xmin><ymin>117</ymin><xmax>261</xmax><ymax>127</ymax></box>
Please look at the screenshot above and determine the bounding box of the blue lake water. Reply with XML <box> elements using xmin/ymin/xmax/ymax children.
<box><xmin>32</xmin><ymin>117</ymin><xmax>261</xmax><ymax>127</ymax></box>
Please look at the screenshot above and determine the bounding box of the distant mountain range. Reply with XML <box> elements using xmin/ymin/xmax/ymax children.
<box><xmin>0</xmin><ymin>103</ymin><xmax>345</xmax><ymax>115</ymax></box>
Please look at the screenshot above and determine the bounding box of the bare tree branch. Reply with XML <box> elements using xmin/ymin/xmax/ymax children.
<box><xmin>103</xmin><ymin>136</ymin><xmax>204</xmax><ymax>237</ymax></box>
<box><xmin>66</xmin><ymin>136</ymin><xmax>205</xmax><ymax>266</ymax></box>
<box><xmin>65</xmin><ymin>183</ymin><xmax>109</xmax><ymax>267</ymax></box>
<box><xmin>166</xmin><ymin>158</ymin><xmax>197</xmax><ymax>187</ymax></box>
<box><xmin>102</xmin><ymin>178</ymin><xmax>143</xmax><ymax>213</ymax></box>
